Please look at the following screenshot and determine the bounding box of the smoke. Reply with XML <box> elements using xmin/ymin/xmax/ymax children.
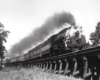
<box><xmin>9</xmin><ymin>11</ymin><xmax>75</xmax><ymax>58</ymax></box>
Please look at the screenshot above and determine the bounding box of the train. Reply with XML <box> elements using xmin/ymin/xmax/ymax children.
<box><xmin>4</xmin><ymin>23</ymin><xmax>100</xmax><ymax>80</ymax></box>
<box><xmin>6</xmin><ymin>24</ymin><xmax>86</xmax><ymax>64</ymax></box>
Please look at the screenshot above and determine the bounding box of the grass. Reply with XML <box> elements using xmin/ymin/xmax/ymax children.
<box><xmin>0</xmin><ymin>66</ymin><xmax>82</xmax><ymax>80</ymax></box>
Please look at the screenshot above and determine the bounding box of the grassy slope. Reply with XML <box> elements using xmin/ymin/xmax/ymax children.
<box><xmin>0</xmin><ymin>67</ymin><xmax>82</xmax><ymax>80</ymax></box>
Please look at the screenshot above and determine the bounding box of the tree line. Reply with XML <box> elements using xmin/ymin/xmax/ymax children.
<box><xmin>0</xmin><ymin>22</ymin><xmax>10</xmax><ymax>69</ymax></box>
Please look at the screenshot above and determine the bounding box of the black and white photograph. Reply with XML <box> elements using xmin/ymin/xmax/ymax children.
<box><xmin>0</xmin><ymin>0</ymin><xmax>100</xmax><ymax>80</ymax></box>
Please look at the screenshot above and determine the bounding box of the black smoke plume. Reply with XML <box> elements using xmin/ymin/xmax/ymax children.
<box><xmin>9</xmin><ymin>12</ymin><xmax>75</xmax><ymax>58</ymax></box>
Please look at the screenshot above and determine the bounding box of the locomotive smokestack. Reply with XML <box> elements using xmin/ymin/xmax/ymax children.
<box><xmin>9</xmin><ymin>11</ymin><xmax>76</xmax><ymax>58</ymax></box>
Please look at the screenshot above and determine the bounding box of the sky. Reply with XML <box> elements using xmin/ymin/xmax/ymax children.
<box><xmin>0</xmin><ymin>0</ymin><xmax>100</xmax><ymax>57</ymax></box>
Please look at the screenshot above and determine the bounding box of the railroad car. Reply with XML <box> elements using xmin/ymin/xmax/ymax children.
<box><xmin>24</xmin><ymin>52</ymin><xmax>31</xmax><ymax>61</ymax></box>
<box><xmin>10</xmin><ymin>57</ymin><xmax>17</xmax><ymax>63</ymax></box>
<box><xmin>40</xmin><ymin>38</ymin><xmax>51</xmax><ymax>57</ymax></box>
<box><xmin>19</xmin><ymin>55</ymin><xmax>25</xmax><ymax>62</ymax></box>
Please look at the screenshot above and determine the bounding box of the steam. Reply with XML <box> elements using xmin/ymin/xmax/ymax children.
<box><xmin>9</xmin><ymin>12</ymin><xmax>75</xmax><ymax>58</ymax></box>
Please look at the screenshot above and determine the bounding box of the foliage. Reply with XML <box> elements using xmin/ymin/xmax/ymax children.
<box><xmin>90</xmin><ymin>22</ymin><xmax>100</xmax><ymax>45</ymax></box>
<box><xmin>0</xmin><ymin>22</ymin><xmax>10</xmax><ymax>69</ymax></box>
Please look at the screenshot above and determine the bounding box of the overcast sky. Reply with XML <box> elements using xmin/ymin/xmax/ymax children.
<box><xmin>0</xmin><ymin>0</ymin><xmax>100</xmax><ymax>55</ymax></box>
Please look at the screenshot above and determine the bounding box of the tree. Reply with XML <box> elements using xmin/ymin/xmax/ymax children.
<box><xmin>90</xmin><ymin>22</ymin><xmax>100</xmax><ymax>46</ymax></box>
<box><xmin>0</xmin><ymin>22</ymin><xmax>10</xmax><ymax>69</ymax></box>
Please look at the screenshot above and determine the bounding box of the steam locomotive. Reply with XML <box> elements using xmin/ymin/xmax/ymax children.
<box><xmin>6</xmin><ymin>24</ymin><xmax>86</xmax><ymax>64</ymax></box>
